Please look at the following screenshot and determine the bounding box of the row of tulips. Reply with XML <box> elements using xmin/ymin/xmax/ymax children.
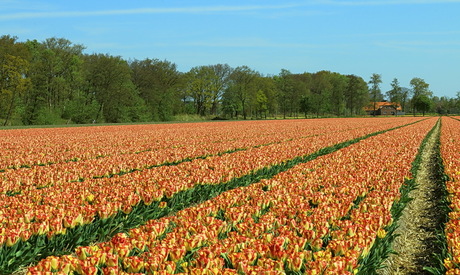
<box><xmin>0</xmin><ymin>121</ymin><xmax>298</xmax><ymax>169</ymax></box>
<box><xmin>0</xmin><ymin>118</ymin><xmax>425</xmax><ymax>249</ymax></box>
<box><xmin>440</xmin><ymin>116</ymin><xmax>460</xmax><ymax>274</ymax></box>
<box><xmin>0</xmin><ymin>119</ymin><xmax>398</xmax><ymax>170</ymax></box>
<box><xmin>0</xmin><ymin>118</ymin><xmax>425</xmax><ymax>273</ymax></box>
<box><xmin>26</xmin><ymin>118</ymin><xmax>437</xmax><ymax>274</ymax></box>
<box><xmin>0</xmin><ymin>118</ymin><xmax>412</xmax><ymax>195</ymax></box>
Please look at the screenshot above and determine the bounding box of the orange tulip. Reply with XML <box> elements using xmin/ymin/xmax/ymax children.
<box><xmin>168</xmin><ymin>247</ymin><xmax>186</xmax><ymax>262</ymax></box>
<box><xmin>105</xmin><ymin>253</ymin><xmax>118</xmax><ymax>267</ymax></box>
<box><xmin>123</xmin><ymin>256</ymin><xmax>145</xmax><ymax>273</ymax></box>
<box><xmin>102</xmin><ymin>266</ymin><xmax>119</xmax><ymax>275</ymax></box>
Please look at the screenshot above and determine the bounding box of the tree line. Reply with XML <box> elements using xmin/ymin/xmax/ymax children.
<box><xmin>1</xmin><ymin>35</ymin><xmax>459</xmax><ymax>126</ymax></box>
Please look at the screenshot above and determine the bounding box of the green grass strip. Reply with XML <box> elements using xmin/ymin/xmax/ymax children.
<box><xmin>356</xmin><ymin>118</ymin><xmax>445</xmax><ymax>274</ymax></box>
<box><xmin>0</xmin><ymin>119</ymin><xmax>425</xmax><ymax>274</ymax></box>
<box><xmin>423</xmin><ymin>120</ymin><xmax>452</xmax><ymax>275</ymax></box>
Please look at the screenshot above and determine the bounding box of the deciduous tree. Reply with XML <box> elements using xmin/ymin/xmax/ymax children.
<box><xmin>83</xmin><ymin>54</ymin><xmax>147</xmax><ymax>123</ymax></box>
<box><xmin>344</xmin><ymin>75</ymin><xmax>368</xmax><ymax>116</ymax></box>
<box><xmin>311</xmin><ymin>71</ymin><xmax>333</xmax><ymax>117</ymax></box>
<box><xmin>130</xmin><ymin>58</ymin><xmax>182</xmax><ymax>121</ymax></box>
<box><xmin>386</xmin><ymin>78</ymin><xmax>403</xmax><ymax>115</ymax></box>
<box><xmin>209</xmin><ymin>64</ymin><xmax>232</xmax><ymax>115</ymax></box>
<box><xmin>368</xmin><ymin>73</ymin><xmax>383</xmax><ymax>116</ymax></box>
<box><xmin>410</xmin><ymin>77</ymin><xmax>431</xmax><ymax>116</ymax></box>
<box><xmin>0</xmin><ymin>35</ymin><xmax>30</xmax><ymax>125</ymax></box>
<box><xmin>22</xmin><ymin>38</ymin><xmax>85</xmax><ymax>124</ymax></box>
<box><xmin>274</xmin><ymin>69</ymin><xmax>295</xmax><ymax>119</ymax></box>
<box><xmin>228</xmin><ymin>66</ymin><xmax>259</xmax><ymax>120</ymax></box>
<box><xmin>329</xmin><ymin>72</ymin><xmax>348</xmax><ymax>116</ymax></box>
<box><xmin>413</xmin><ymin>94</ymin><xmax>432</xmax><ymax>116</ymax></box>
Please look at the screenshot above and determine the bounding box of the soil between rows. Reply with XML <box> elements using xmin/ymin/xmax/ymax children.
<box><xmin>378</xmin><ymin>121</ymin><xmax>447</xmax><ymax>274</ymax></box>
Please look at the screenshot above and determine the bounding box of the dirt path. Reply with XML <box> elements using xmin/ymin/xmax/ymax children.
<box><xmin>378</xmin><ymin>121</ymin><xmax>446</xmax><ymax>274</ymax></box>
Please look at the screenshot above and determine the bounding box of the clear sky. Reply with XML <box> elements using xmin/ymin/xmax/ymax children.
<box><xmin>1</xmin><ymin>0</ymin><xmax>459</xmax><ymax>98</ymax></box>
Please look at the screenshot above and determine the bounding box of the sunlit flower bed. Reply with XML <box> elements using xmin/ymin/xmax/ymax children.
<box><xmin>0</xmin><ymin>118</ymin><xmax>423</xmax><ymax>249</ymax></box>
<box><xmin>440</xmin><ymin>117</ymin><xmax>460</xmax><ymax>274</ymax></box>
<box><xmin>27</xmin><ymin>118</ymin><xmax>436</xmax><ymax>274</ymax></box>
<box><xmin>0</xmin><ymin>121</ymin><xmax>305</xmax><ymax>169</ymax></box>
<box><xmin>1</xmin><ymin>119</ymin><xmax>400</xmax><ymax>170</ymax></box>
<box><xmin>0</xmin><ymin>118</ymin><xmax>415</xmax><ymax>188</ymax></box>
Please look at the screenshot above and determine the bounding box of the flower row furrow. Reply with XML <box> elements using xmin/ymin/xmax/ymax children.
<box><xmin>0</xmin><ymin>121</ymin><xmax>280</xmax><ymax>169</ymax></box>
<box><xmin>27</xmin><ymin>118</ymin><xmax>436</xmax><ymax>274</ymax></box>
<box><xmin>440</xmin><ymin>117</ymin><xmax>460</xmax><ymax>274</ymax></box>
<box><xmin>0</xmin><ymin>119</ymin><xmax>379</xmax><ymax>170</ymax></box>
<box><xmin>0</xmin><ymin>118</ymin><xmax>389</xmax><ymax>195</ymax></box>
<box><xmin>0</xmin><ymin>118</ymin><xmax>423</xmax><ymax>249</ymax></box>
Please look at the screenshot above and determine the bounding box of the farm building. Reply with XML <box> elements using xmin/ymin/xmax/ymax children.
<box><xmin>364</xmin><ymin>101</ymin><xmax>404</xmax><ymax>116</ymax></box>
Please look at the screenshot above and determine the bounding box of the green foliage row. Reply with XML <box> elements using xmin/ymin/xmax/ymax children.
<box><xmin>424</xmin><ymin>120</ymin><xmax>451</xmax><ymax>275</ymax></box>
<box><xmin>0</xmin><ymin>120</ymin><xmax>422</xmax><ymax>274</ymax></box>
<box><xmin>7</xmin><ymin>34</ymin><xmax>447</xmax><ymax>127</ymax></box>
<box><xmin>2</xmin><ymin>34</ymin><xmax>368</xmax><ymax>126</ymax></box>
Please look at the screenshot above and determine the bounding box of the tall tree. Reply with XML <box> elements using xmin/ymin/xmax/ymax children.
<box><xmin>0</xmin><ymin>35</ymin><xmax>30</xmax><ymax>125</ymax></box>
<box><xmin>455</xmin><ymin>91</ymin><xmax>460</xmax><ymax>113</ymax></box>
<box><xmin>221</xmin><ymin>86</ymin><xmax>240</xmax><ymax>119</ymax></box>
<box><xmin>432</xmin><ymin>96</ymin><xmax>454</xmax><ymax>115</ymax></box>
<box><xmin>259</xmin><ymin>76</ymin><xmax>278</xmax><ymax>118</ymax></box>
<box><xmin>409</xmin><ymin>77</ymin><xmax>431</xmax><ymax>116</ymax></box>
<box><xmin>83</xmin><ymin>53</ymin><xmax>147</xmax><ymax>123</ymax></box>
<box><xmin>42</xmin><ymin>38</ymin><xmax>85</xmax><ymax>108</ymax></box>
<box><xmin>209</xmin><ymin>64</ymin><xmax>232</xmax><ymax>116</ymax></box>
<box><xmin>185</xmin><ymin>65</ymin><xmax>215</xmax><ymax>116</ymax></box>
<box><xmin>274</xmin><ymin>69</ymin><xmax>295</xmax><ymax>119</ymax></box>
<box><xmin>22</xmin><ymin>38</ymin><xmax>85</xmax><ymax>124</ymax></box>
<box><xmin>399</xmin><ymin>87</ymin><xmax>410</xmax><ymax>113</ymax></box>
<box><xmin>413</xmin><ymin>94</ymin><xmax>432</xmax><ymax>116</ymax></box>
<box><xmin>368</xmin><ymin>73</ymin><xmax>383</xmax><ymax>116</ymax></box>
<box><xmin>250</xmin><ymin>75</ymin><xmax>276</xmax><ymax>119</ymax></box>
<box><xmin>130</xmin><ymin>58</ymin><xmax>182</xmax><ymax>121</ymax></box>
<box><xmin>228</xmin><ymin>66</ymin><xmax>258</xmax><ymax>120</ymax></box>
<box><xmin>295</xmin><ymin>72</ymin><xmax>313</xmax><ymax>118</ymax></box>
<box><xmin>254</xmin><ymin>89</ymin><xmax>268</xmax><ymax>119</ymax></box>
<box><xmin>344</xmin><ymin>75</ymin><xmax>368</xmax><ymax>115</ymax></box>
<box><xmin>386</xmin><ymin>78</ymin><xmax>403</xmax><ymax>115</ymax></box>
<box><xmin>311</xmin><ymin>71</ymin><xmax>333</xmax><ymax>117</ymax></box>
<box><xmin>289</xmin><ymin>74</ymin><xmax>309</xmax><ymax>118</ymax></box>
<box><xmin>329</xmin><ymin>72</ymin><xmax>348</xmax><ymax>116</ymax></box>
<box><xmin>387</xmin><ymin>78</ymin><xmax>402</xmax><ymax>102</ymax></box>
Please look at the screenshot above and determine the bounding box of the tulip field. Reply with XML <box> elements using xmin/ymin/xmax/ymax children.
<box><xmin>441</xmin><ymin>116</ymin><xmax>460</xmax><ymax>274</ymax></box>
<box><xmin>0</xmin><ymin>116</ymin><xmax>457</xmax><ymax>274</ymax></box>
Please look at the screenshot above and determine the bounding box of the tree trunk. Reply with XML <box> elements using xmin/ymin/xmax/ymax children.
<box><xmin>95</xmin><ymin>102</ymin><xmax>104</xmax><ymax>123</ymax></box>
<box><xmin>3</xmin><ymin>93</ymin><xmax>16</xmax><ymax>126</ymax></box>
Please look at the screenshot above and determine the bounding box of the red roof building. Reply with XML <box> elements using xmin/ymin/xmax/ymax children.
<box><xmin>364</xmin><ymin>102</ymin><xmax>403</xmax><ymax>116</ymax></box>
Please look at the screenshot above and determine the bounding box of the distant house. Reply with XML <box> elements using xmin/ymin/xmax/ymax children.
<box><xmin>364</xmin><ymin>101</ymin><xmax>404</xmax><ymax>116</ymax></box>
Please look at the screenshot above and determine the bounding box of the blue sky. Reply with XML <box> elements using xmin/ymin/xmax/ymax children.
<box><xmin>1</xmin><ymin>0</ymin><xmax>459</xmax><ymax>98</ymax></box>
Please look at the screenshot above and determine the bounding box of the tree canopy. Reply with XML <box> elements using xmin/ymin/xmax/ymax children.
<box><xmin>0</xmin><ymin>35</ymin><xmax>458</xmax><ymax>125</ymax></box>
